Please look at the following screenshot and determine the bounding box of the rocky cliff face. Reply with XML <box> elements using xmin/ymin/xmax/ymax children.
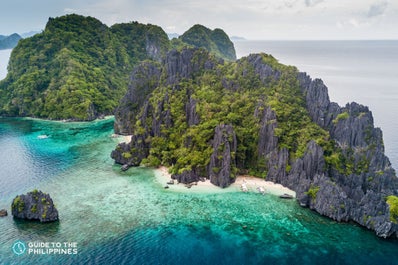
<box><xmin>208</xmin><ymin>124</ymin><xmax>237</xmax><ymax>188</ymax></box>
<box><xmin>111</xmin><ymin>48</ymin><xmax>398</xmax><ymax>238</ymax></box>
<box><xmin>11</xmin><ymin>190</ymin><xmax>59</xmax><ymax>222</ymax></box>
<box><xmin>246</xmin><ymin>57</ymin><xmax>398</xmax><ymax>238</ymax></box>
<box><xmin>114</xmin><ymin>62</ymin><xmax>162</xmax><ymax>135</ymax></box>
<box><xmin>294</xmin><ymin>72</ymin><xmax>398</xmax><ymax>238</ymax></box>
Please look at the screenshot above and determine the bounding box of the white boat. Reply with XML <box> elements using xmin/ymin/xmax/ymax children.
<box><xmin>257</xmin><ymin>186</ymin><xmax>266</xmax><ymax>195</ymax></box>
<box><xmin>241</xmin><ymin>183</ymin><xmax>248</xmax><ymax>192</ymax></box>
<box><xmin>37</xmin><ymin>135</ymin><xmax>49</xmax><ymax>139</ymax></box>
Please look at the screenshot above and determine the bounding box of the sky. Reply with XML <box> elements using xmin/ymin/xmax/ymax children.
<box><xmin>0</xmin><ymin>0</ymin><xmax>397</xmax><ymax>40</ymax></box>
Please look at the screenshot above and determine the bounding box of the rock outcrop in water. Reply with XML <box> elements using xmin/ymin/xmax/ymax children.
<box><xmin>111</xmin><ymin>48</ymin><xmax>398</xmax><ymax>238</ymax></box>
<box><xmin>0</xmin><ymin>209</ymin><xmax>7</xmax><ymax>217</ymax></box>
<box><xmin>11</xmin><ymin>190</ymin><xmax>59</xmax><ymax>222</ymax></box>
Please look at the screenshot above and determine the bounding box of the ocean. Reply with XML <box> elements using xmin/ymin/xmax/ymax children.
<box><xmin>0</xmin><ymin>49</ymin><xmax>12</xmax><ymax>80</ymax></box>
<box><xmin>1</xmin><ymin>41</ymin><xmax>398</xmax><ymax>264</ymax></box>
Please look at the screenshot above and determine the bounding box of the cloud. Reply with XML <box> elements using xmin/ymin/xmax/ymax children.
<box><xmin>304</xmin><ymin>0</ymin><xmax>324</xmax><ymax>7</ymax></box>
<box><xmin>166</xmin><ymin>25</ymin><xmax>176</xmax><ymax>31</ymax></box>
<box><xmin>367</xmin><ymin>1</ymin><xmax>388</xmax><ymax>17</ymax></box>
<box><xmin>64</xmin><ymin>8</ymin><xmax>77</xmax><ymax>13</ymax></box>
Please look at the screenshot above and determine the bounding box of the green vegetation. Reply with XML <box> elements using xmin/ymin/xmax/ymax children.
<box><xmin>179</xmin><ymin>25</ymin><xmax>236</xmax><ymax>61</ymax></box>
<box><xmin>31</xmin><ymin>204</ymin><xmax>37</xmax><ymax>213</ymax></box>
<box><xmin>0</xmin><ymin>14</ymin><xmax>165</xmax><ymax>120</ymax></box>
<box><xmin>386</xmin><ymin>195</ymin><xmax>398</xmax><ymax>223</ymax></box>
<box><xmin>32</xmin><ymin>189</ymin><xmax>39</xmax><ymax>200</ymax></box>
<box><xmin>123</xmin><ymin>52</ymin><xmax>343</xmax><ymax>178</ymax></box>
<box><xmin>333</xmin><ymin>112</ymin><xmax>349</xmax><ymax>124</ymax></box>
<box><xmin>12</xmin><ymin>196</ymin><xmax>25</xmax><ymax>213</ymax></box>
<box><xmin>42</xmin><ymin>206</ymin><xmax>48</xmax><ymax>220</ymax></box>
<box><xmin>122</xmin><ymin>152</ymin><xmax>132</xmax><ymax>159</ymax></box>
<box><xmin>0</xmin><ymin>15</ymin><xmax>236</xmax><ymax>120</ymax></box>
<box><xmin>305</xmin><ymin>185</ymin><xmax>320</xmax><ymax>200</ymax></box>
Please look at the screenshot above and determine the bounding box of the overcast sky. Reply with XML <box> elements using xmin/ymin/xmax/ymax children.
<box><xmin>1</xmin><ymin>0</ymin><xmax>397</xmax><ymax>40</ymax></box>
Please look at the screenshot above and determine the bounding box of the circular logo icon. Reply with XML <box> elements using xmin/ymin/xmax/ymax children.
<box><xmin>12</xmin><ymin>240</ymin><xmax>26</xmax><ymax>255</ymax></box>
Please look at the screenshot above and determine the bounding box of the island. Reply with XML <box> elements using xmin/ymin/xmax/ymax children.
<box><xmin>111</xmin><ymin>47</ymin><xmax>398</xmax><ymax>238</ymax></box>
<box><xmin>0</xmin><ymin>14</ymin><xmax>234</xmax><ymax>121</ymax></box>
<box><xmin>0</xmin><ymin>13</ymin><xmax>397</xmax><ymax>239</ymax></box>
<box><xmin>11</xmin><ymin>190</ymin><xmax>59</xmax><ymax>222</ymax></box>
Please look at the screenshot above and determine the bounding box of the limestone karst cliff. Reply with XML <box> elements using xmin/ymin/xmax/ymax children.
<box><xmin>111</xmin><ymin>48</ymin><xmax>398</xmax><ymax>238</ymax></box>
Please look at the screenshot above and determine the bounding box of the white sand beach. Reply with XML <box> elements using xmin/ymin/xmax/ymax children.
<box><xmin>233</xmin><ymin>175</ymin><xmax>296</xmax><ymax>197</ymax></box>
<box><xmin>155</xmin><ymin>166</ymin><xmax>296</xmax><ymax>197</ymax></box>
<box><xmin>111</xmin><ymin>134</ymin><xmax>132</xmax><ymax>143</ymax></box>
<box><xmin>155</xmin><ymin>166</ymin><xmax>225</xmax><ymax>193</ymax></box>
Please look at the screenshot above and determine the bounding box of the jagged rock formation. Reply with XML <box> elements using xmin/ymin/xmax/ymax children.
<box><xmin>292</xmin><ymin>73</ymin><xmax>398</xmax><ymax>238</ymax></box>
<box><xmin>11</xmin><ymin>190</ymin><xmax>59</xmax><ymax>222</ymax></box>
<box><xmin>111</xmin><ymin>48</ymin><xmax>398</xmax><ymax>238</ymax></box>
<box><xmin>208</xmin><ymin>124</ymin><xmax>237</xmax><ymax>187</ymax></box>
<box><xmin>114</xmin><ymin>62</ymin><xmax>162</xmax><ymax>134</ymax></box>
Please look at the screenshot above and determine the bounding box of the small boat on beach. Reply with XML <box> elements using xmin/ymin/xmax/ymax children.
<box><xmin>241</xmin><ymin>183</ymin><xmax>248</xmax><ymax>192</ymax></box>
<box><xmin>257</xmin><ymin>186</ymin><xmax>266</xmax><ymax>195</ymax></box>
<box><xmin>121</xmin><ymin>164</ymin><xmax>130</xmax><ymax>171</ymax></box>
<box><xmin>279</xmin><ymin>193</ymin><xmax>294</xmax><ymax>199</ymax></box>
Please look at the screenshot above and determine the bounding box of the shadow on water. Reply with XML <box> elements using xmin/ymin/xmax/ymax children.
<box><xmin>12</xmin><ymin>218</ymin><xmax>60</xmax><ymax>238</ymax></box>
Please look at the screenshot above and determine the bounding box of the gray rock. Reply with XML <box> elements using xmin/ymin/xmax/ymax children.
<box><xmin>247</xmin><ymin>54</ymin><xmax>281</xmax><ymax>85</ymax></box>
<box><xmin>172</xmin><ymin>169</ymin><xmax>201</xmax><ymax>184</ymax></box>
<box><xmin>257</xmin><ymin>106</ymin><xmax>278</xmax><ymax>157</ymax></box>
<box><xmin>11</xmin><ymin>190</ymin><xmax>58</xmax><ymax>222</ymax></box>
<box><xmin>208</xmin><ymin>124</ymin><xmax>237</xmax><ymax>188</ymax></box>
<box><xmin>114</xmin><ymin>61</ymin><xmax>162</xmax><ymax>135</ymax></box>
<box><xmin>186</xmin><ymin>97</ymin><xmax>199</xmax><ymax>126</ymax></box>
<box><xmin>295</xmin><ymin>72</ymin><xmax>398</xmax><ymax>238</ymax></box>
<box><xmin>164</xmin><ymin>49</ymin><xmax>216</xmax><ymax>85</ymax></box>
<box><xmin>0</xmin><ymin>209</ymin><xmax>7</xmax><ymax>217</ymax></box>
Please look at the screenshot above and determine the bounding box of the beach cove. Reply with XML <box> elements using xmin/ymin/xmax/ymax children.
<box><xmin>155</xmin><ymin>166</ymin><xmax>296</xmax><ymax>197</ymax></box>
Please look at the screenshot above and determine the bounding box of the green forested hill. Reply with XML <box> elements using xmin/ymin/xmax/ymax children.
<box><xmin>0</xmin><ymin>14</ymin><xmax>170</xmax><ymax>120</ymax></box>
<box><xmin>179</xmin><ymin>24</ymin><xmax>236</xmax><ymax>61</ymax></box>
<box><xmin>0</xmin><ymin>14</ymin><xmax>234</xmax><ymax>120</ymax></box>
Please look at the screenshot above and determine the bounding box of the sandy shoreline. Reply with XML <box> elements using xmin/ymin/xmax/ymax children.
<box><xmin>111</xmin><ymin>134</ymin><xmax>132</xmax><ymax>143</ymax></box>
<box><xmin>155</xmin><ymin>166</ymin><xmax>296</xmax><ymax>197</ymax></box>
<box><xmin>233</xmin><ymin>175</ymin><xmax>295</xmax><ymax>197</ymax></box>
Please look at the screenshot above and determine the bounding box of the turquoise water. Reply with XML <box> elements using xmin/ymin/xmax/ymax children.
<box><xmin>0</xmin><ymin>118</ymin><xmax>398</xmax><ymax>264</ymax></box>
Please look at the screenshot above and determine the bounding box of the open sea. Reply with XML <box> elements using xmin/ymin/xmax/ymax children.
<box><xmin>0</xmin><ymin>49</ymin><xmax>12</xmax><ymax>80</ymax></box>
<box><xmin>1</xmin><ymin>41</ymin><xmax>398</xmax><ymax>264</ymax></box>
